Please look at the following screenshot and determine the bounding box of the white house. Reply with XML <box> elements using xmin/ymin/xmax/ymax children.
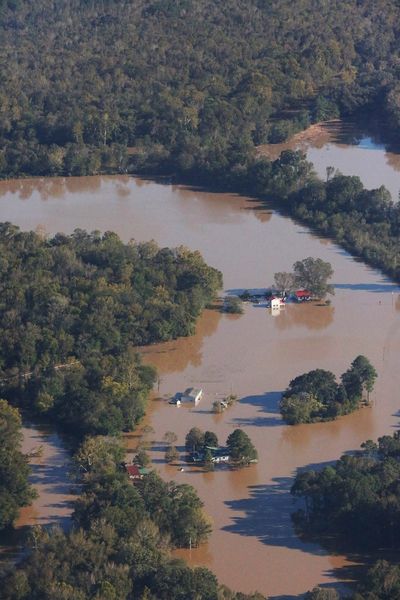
<box><xmin>181</xmin><ymin>387</ymin><xmax>203</xmax><ymax>404</ymax></box>
<box><xmin>270</xmin><ymin>297</ymin><xmax>285</xmax><ymax>309</ymax></box>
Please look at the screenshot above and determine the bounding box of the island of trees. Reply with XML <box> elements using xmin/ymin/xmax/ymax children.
<box><xmin>184</xmin><ymin>427</ymin><xmax>258</xmax><ymax>467</ymax></box>
<box><xmin>292</xmin><ymin>431</ymin><xmax>400</xmax><ymax>549</ymax></box>
<box><xmin>280</xmin><ymin>356</ymin><xmax>377</xmax><ymax>424</ymax></box>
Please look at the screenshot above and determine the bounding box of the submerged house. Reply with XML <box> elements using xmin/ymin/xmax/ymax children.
<box><xmin>189</xmin><ymin>446</ymin><xmax>230</xmax><ymax>464</ymax></box>
<box><xmin>294</xmin><ymin>290</ymin><xmax>312</xmax><ymax>302</ymax></box>
<box><xmin>181</xmin><ymin>387</ymin><xmax>203</xmax><ymax>404</ymax></box>
<box><xmin>270</xmin><ymin>297</ymin><xmax>285</xmax><ymax>309</ymax></box>
<box><xmin>169</xmin><ymin>396</ymin><xmax>181</xmax><ymax>406</ymax></box>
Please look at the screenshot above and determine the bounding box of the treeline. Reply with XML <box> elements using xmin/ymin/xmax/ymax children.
<box><xmin>0</xmin><ymin>400</ymin><xmax>36</xmax><ymax>531</ymax></box>
<box><xmin>292</xmin><ymin>431</ymin><xmax>400</xmax><ymax>549</ymax></box>
<box><xmin>0</xmin><ymin>435</ymin><xmax>265</xmax><ymax>600</ymax></box>
<box><xmin>178</xmin><ymin>149</ymin><xmax>400</xmax><ymax>285</ymax></box>
<box><xmin>280</xmin><ymin>356</ymin><xmax>377</xmax><ymax>425</ymax></box>
<box><xmin>2</xmin><ymin>0</ymin><xmax>400</xmax><ymax>178</ymax></box>
<box><xmin>292</xmin><ymin>432</ymin><xmax>400</xmax><ymax>599</ymax></box>
<box><xmin>0</xmin><ymin>224</ymin><xmax>221</xmax><ymax>439</ymax></box>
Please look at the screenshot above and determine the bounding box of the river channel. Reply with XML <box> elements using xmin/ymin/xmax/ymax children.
<box><xmin>1</xmin><ymin>121</ymin><xmax>400</xmax><ymax>597</ymax></box>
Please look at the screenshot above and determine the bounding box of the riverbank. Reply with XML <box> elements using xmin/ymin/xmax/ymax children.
<box><xmin>257</xmin><ymin>120</ymin><xmax>343</xmax><ymax>160</ymax></box>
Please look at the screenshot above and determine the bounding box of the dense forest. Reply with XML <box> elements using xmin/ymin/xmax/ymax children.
<box><xmin>1</xmin><ymin>0</ymin><xmax>400</xmax><ymax>178</ymax></box>
<box><xmin>2</xmin><ymin>0</ymin><xmax>400</xmax><ymax>287</ymax></box>
<box><xmin>0</xmin><ymin>224</ymin><xmax>221</xmax><ymax>438</ymax></box>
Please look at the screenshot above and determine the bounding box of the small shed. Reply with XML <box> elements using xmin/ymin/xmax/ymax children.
<box><xmin>181</xmin><ymin>387</ymin><xmax>203</xmax><ymax>404</ymax></box>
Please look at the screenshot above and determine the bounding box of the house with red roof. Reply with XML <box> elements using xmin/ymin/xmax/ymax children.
<box><xmin>294</xmin><ymin>290</ymin><xmax>312</xmax><ymax>302</ymax></box>
<box><xmin>125</xmin><ymin>464</ymin><xmax>151</xmax><ymax>481</ymax></box>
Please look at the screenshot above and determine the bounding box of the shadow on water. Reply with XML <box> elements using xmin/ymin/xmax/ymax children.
<box><xmin>231</xmin><ymin>392</ymin><xmax>283</xmax><ymax>428</ymax></box>
<box><xmin>334</xmin><ymin>282</ymin><xmax>400</xmax><ymax>293</ymax></box>
<box><xmin>232</xmin><ymin>415</ymin><xmax>282</xmax><ymax>427</ymax></box>
<box><xmin>223</xmin><ymin>469</ymin><xmax>371</xmax><ymax>597</ymax></box>
<box><xmin>223</xmin><ymin>476</ymin><xmax>329</xmax><ymax>553</ymax></box>
<box><xmin>29</xmin><ymin>462</ymin><xmax>70</xmax><ymax>488</ymax></box>
<box><xmin>239</xmin><ymin>391</ymin><xmax>282</xmax><ymax>413</ymax></box>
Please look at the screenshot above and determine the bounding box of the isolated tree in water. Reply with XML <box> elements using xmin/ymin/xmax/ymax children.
<box><xmin>226</xmin><ymin>429</ymin><xmax>257</xmax><ymax>463</ymax></box>
<box><xmin>293</xmin><ymin>257</ymin><xmax>334</xmax><ymax>298</ymax></box>
<box><xmin>342</xmin><ymin>355</ymin><xmax>377</xmax><ymax>403</ymax></box>
<box><xmin>185</xmin><ymin>427</ymin><xmax>205</xmax><ymax>452</ymax></box>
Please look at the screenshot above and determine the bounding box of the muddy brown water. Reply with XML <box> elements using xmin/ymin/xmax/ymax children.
<box><xmin>1</xmin><ymin>127</ymin><xmax>400</xmax><ymax>595</ymax></box>
<box><xmin>0</xmin><ymin>424</ymin><xmax>75</xmax><ymax>564</ymax></box>
<box><xmin>259</xmin><ymin>119</ymin><xmax>400</xmax><ymax>201</ymax></box>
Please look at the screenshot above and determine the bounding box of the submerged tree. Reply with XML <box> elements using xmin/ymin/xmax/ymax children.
<box><xmin>226</xmin><ymin>429</ymin><xmax>257</xmax><ymax>464</ymax></box>
<box><xmin>274</xmin><ymin>271</ymin><xmax>296</xmax><ymax>295</ymax></box>
<box><xmin>293</xmin><ymin>257</ymin><xmax>334</xmax><ymax>298</ymax></box>
<box><xmin>185</xmin><ymin>428</ymin><xmax>205</xmax><ymax>452</ymax></box>
<box><xmin>341</xmin><ymin>355</ymin><xmax>377</xmax><ymax>403</ymax></box>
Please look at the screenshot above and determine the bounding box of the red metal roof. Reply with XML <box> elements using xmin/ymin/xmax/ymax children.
<box><xmin>126</xmin><ymin>464</ymin><xmax>141</xmax><ymax>477</ymax></box>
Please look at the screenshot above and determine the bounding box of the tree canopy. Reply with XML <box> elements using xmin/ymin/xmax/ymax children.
<box><xmin>1</xmin><ymin>0</ymin><xmax>400</xmax><ymax>179</ymax></box>
<box><xmin>292</xmin><ymin>431</ymin><xmax>400</xmax><ymax>550</ymax></box>
<box><xmin>293</xmin><ymin>258</ymin><xmax>334</xmax><ymax>298</ymax></box>
<box><xmin>0</xmin><ymin>400</ymin><xmax>36</xmax><ymax>531</ymax></box>
<box><xmin>0</xmin><ymin>436</ymin><xmax>264</xmax><ymax>600</ymax></box>
<box><xmin>0</xmin><ymin>225</ymin><xmax>221</xmax><ymax>439</ymax></box>
<box><xmin>226</xmin><ymin>429</ymin><xmax>258</xmax><ymax>464</ymax></box>
<box><xmin>280</xmin><ymin>356</ymin><xmax>377</xmax><ymax>424</ymax></box>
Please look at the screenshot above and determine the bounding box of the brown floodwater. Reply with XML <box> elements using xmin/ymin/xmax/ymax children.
<box><xmin>1</xmin><ymin>135</ymin><xmax>400</xmax><ymax>596</ymax></box>
<box><xmin>0</xmin><ymin>424</ymin><xmax>75</xmax><ymax>564</ymax></box>
<box><xmin>259</xmin><ymin>119</ymin><xmax>400</xmax><ymax>201</ymax></box>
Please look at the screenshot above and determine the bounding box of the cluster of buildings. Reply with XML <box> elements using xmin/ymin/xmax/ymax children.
<box><xmin>189</xmin><ymin>446</ymin><xmax>231</xmax><ymax>464</ymax></box>
<box><xmin>239</xmin><ymin>288</ymin><xmax>313</xmax><ymax>307</ymax></box>
<box><xmin>266</xmin><ymin>289</ymin><xmax>312</xmax><ymax>306</ymax></box>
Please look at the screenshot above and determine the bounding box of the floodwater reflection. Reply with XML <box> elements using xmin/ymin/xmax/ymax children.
<box><xmin>273</xmin><ymin>303</ymin><xmax>334</xmax><ymax>331</ymax></box>
<box><xmin>1</xmin><ymin>168</ymin><xmax>400</xmax><ymax>596</ymax></box>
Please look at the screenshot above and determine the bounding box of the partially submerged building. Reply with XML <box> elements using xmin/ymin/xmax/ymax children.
<box><xmin>181</xmin><ymin>387</ymin><xmax>203</xmax><ymax>404</ymax></box>
<box><xmin>294</xmin><ymin>290</ymin><xmax>312</xmax><ymax>302</ymax></box>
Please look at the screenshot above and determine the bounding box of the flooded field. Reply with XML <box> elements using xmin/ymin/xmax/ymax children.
<box><xmin>1</xmin><ymin>125</ymin><xmax>400</xmax><ymax>596</ymax></box>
